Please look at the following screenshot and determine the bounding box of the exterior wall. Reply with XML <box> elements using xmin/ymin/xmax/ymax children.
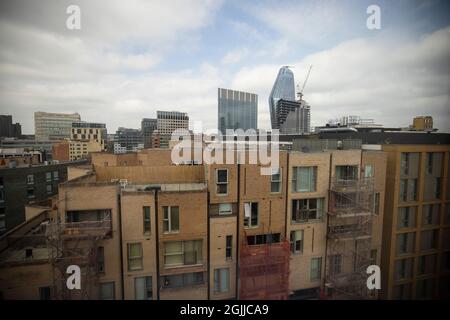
<box><xmin>121</xmin><ymin>191</ymin><xmax>157</xmax><ymax>300</ymax></box>
<box><xmin>381</xmin><ymin>144</ymin><xmax>450</xmax><ymax>299</ymax></box>
<box><xmin>287</xmin><ymin>152</ymin><xmax>330</xmax><ymax>293</ymax></box>
<box><xmin>52</xmin><ymin>141</ymin><xmax>70</xmax><ymax>161</ymax></box>
<box><xmin>58</xmin><ymin>182</ymin><xmax>123</xmax><ymax>299</ymax></box>
<box><xmin>158</xmin><ymin>190</ymin><xmax>208</xmax><ymax>300</ymax></box>
<box><xmin>209</xmin><ymin>216</ymin><xmax>237</xmax><ymax>300</ymax></box>
<box><xmin>0</xmin><ymin>262</ymin><xmax>53</xmax><ymax>299</ymax></box>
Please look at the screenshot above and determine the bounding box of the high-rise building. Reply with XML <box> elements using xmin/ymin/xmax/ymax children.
<box><xmin>114</xmin><ymin>127</ymin><xmax>143</xmax><ymax>154</ymax></box>
<box><xmin>0</xmin><ymin>115</ymin><xmax>22</xmax><ymax>138</ymax></box>
<box><xmin>141</xmin><ymin>118</ymin><xmax>157</xmax><ymax>148</ymax></box>
<box><xmin>218</xmin><ymin>88</ymin><xmax>258</xmax><ymax>133</ymax></box>
<box><xmin>156</xmin><ymin>111</ymin><xmax>189</xmax><ymax>135</ymax></box>
<box><xmin>275</xmin><ymin>99</ymin><xmax>310</xmax><ymax>134</ymax></box>
<box><xmin>269</xmin><ymin>66</ymin><xmax>296</xmax><ymax>129</ymax></box>
<box><xmin>34</xmin><ymin>112</ymin><xmax>81</xmax><ymax>141</ymax></box>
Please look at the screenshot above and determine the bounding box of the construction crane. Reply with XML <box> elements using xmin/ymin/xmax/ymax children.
<box><xmin>297</xmin><ymin>65</ymin><xmax>312</xmax><ymax>100</ymax></box>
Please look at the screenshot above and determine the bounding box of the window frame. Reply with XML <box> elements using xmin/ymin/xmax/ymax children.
<box><xmin>127</xmin><ymin>243</ymin><xmax>143</xmax><ymax>271</ymax></box>
<box><xmin>216</xmin><ymin>169</ymin><xmax>229</xmax><ymax>195</ymax></box>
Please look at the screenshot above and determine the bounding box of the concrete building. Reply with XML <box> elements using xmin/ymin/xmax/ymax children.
<box><xmin>380</xmin><ymin>144</ymin><xmax>450</xmax><ymax>299</ymax></box>
<box><xmin>0</xmin><ymin>160</ymin><xmax>87</xmax><ymax>235</ymax></box>
<box><xmin>411</xmin><ymin>116</ymin><xmax>434</xmax><ymax>132</ymax></box>
<box><xmin>34</xmin><ymin>112</ymin><xmax>81</xmax><ymax>141</ymax></box>
<box><xmin>0</xmin><ymin>115</ymin><xmax>21</xmax><ymax>138</ymax></box>
<box><xmin>0</xmin><ymin>138</ymin><xmax>53</xmax><ymax>161</ymax></box>
<box><xmin>218</xmin><ymin>88</ymin><xmax>258</xmax><ymax>134</ymax></box>
<box><xmin>0</xmin><ymin>143</ymin><xmax>387</xmax><ymax>300</ymax></box>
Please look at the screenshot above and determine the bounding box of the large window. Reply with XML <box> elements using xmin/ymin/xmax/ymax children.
<box><xmin>335</xmin><ymin>165</ymin><xmax>358</xmax><ymax>181</ymax></box>
<box><xmin>396</xmin><ymin>232</ymin><xmax>415</xmax><ymax>255</ymax></box>
<box><xmin>292</xmin><ymin>198</ymin><xmax>324</xmax><ymax>222</ymax></box>
<box><xmin>164</xmin><ymin>240</ymin><xmax>203</xmax><ymax>267</ymax></box>
<box><xmin>310</xmin><ymin>257</ymin><xmax>322</xmax><ymax>281</ymax></box>
<box><xmin>271</xmin><ymin>168</ymin><xmax>282</xmax><ymax>193</ymax></box>
<box><xmin>214</xmin><ymin>268</ymin><xmax>230</xmax><ymax>293</ymax></box>
<box><xmin>244</xmin><ymin>202</ymin><xmax>258</xmax><ymax>228</ymax></box>
<box><xmin>216</xmin><ymin>169</ymin><xmax>228</xmax><ymax>195</ymax></box>
<box><xmin>163</xmin><ymin>206</ymin><xmax>179</xmax><ymax>233</ymax></box>
<box><xmin>394</xmin><ymin>258</ymin><xmax>413</xmax><ymax>281</ymax></box>
<box><xmin>422</xmin><ymin>204</ymin><xmax>440</xmax><ymax>226</ymax></box>
<box><xmin>420</xmin><ymin>230</ymin><xmax>438</xmax><ymax>251</ymax></box>
<box><xmin>135</xmin><ymin>276</ymin><xmax>152</xmax><ymax>300</ymax></box>
<box><xmin>162</xmin><ymin>272</ymin><xmax>204</xmax><ymax>288</ymax></box>
<box><xmin>290</xmin><ymin>230</ymin><xmax>304</xmax><ymax>254</ymax></box>
<box><xmin>329</xmin><ymin>255</ymin><xmax>342</xmax><ymax>275</ymax></box>
<box><xmin>399</xmin><ymin>179</ymin><xmax>417</xmax><ymax>202</ymax></box>
<box><xmin>99</xmin><ymin>282</ymin><xmax>115</xmax><ymax>300</ymax></box>
<box><xmin>292</xmin><ymin>166</ymin><xmax>317</xmax><ymax>192</ymax></box>
<box><xmin>397</xmin><ymin>207</ymin><xmax>416</xmax><ymax>229</ymax></box>
<box><xmin>143</xmin><ymin>206</ymin><xmax>151</xmax><ymax>235</ymax></box>
<box><xmin>128</xmin><ymin>243</ymin><xmax>143</xmax><ymax>271</ymax></box>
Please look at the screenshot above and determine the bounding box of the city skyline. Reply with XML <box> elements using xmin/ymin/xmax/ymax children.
<box><xmin>0</xmin><ymin>0</ymin><xmax>449</xmax><ymax>134</ymax></box>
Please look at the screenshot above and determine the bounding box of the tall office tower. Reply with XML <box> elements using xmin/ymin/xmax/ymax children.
<box><xmin>141</xmin><ymin>118</ymin><xmax>157</xmax><ymax>148</ymax></box>
<box><xmin>0</xmin><ymin>115</ymin><xmax>22</xmax><ymax>138</ymax></box>
<box><xmin>34</xmin><ymin>112</ymin><xmax>81</xmax><ymax>141</ymax></box>
<box><xmin>114</xmin><ymin>127</ymin><xmax>144</xmax><ymax>154</ymax></box>
<box><xmin>269</xmin><ymin>66</ymin><xmax>296</xmax><ymax>129</ymax></box>
<box><xmin>156</xmin><ymin>111</ymin><xmax>189</xmax><ymax>135</ymax></box>
<box><xmin>218</xmin><ymin>88</ymin><xmax>258</xmax><ymax>133</ymax></box>
<box><xmin>275</xmin><ymin>99</ymin><xmax>311</xmax><ymax>134</ymax></box>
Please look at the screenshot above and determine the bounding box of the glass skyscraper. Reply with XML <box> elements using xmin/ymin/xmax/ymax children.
<box><xmin>268</xmin><ymin>66</ymin><xmax>296</xmax><ymax>129</ymax></box>
<box><xmin>218</xmin><ymin>88</ymin><xmax>258</xmax><ymax>133</ymax></box>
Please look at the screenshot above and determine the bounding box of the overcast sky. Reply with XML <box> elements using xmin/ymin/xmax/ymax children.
<box><xmin>0</xmin><ymin>0</ymin><xmax>449</xmax><ymax>134</ymax></box>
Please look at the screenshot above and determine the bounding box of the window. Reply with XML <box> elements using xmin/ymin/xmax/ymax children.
<box><xmin>216</xmin><ymin>169</ymin><xmax>228</xmax><ymax>195</ymax></box>
<box><xmin>27</xmin><ymin>174</ymin><xmax>34</xmax><ymax>184</ymax></box>
<box><xmin>418</xmin><ymin>254</ymin><xmax>436</xmax><ymax>275</ymax></box>
<box><xmin>244</xmin><ymin>202</ymin><xmax>258</xmax><ymax>228</ymax></box>
<box><xmin>219</xmin><ymin>203</ymin><xmax>232</xmax><ymax>215</ymax></box>
<box><xmin>422</xmin><ymin>204</ymin><xmax>440</xmax><ymax>226</ymax></box>
<box><xmin>97</xmin><ymin>246</ymin><xmax>105</xmax><ymax>273</ymax></box>
<box><xmin>310</xmin><ymin>257</ymin><xmax>322</xmax><ymax>281</ymax></box>
<box><xmin>335</xmin><ymin>165</ymin><xmax>358</xmax><ymax>180</ymax></box>
<box><xmin>394</xmin><ymin>258</ymin><xmax>413</xmax><ymax>280</ymax></box>
<box><xmin>135</xmin><ymin>276</ymin><xmax>152</xmax><ymax>300</ymax></box>
<box><xmin>394</xmin><ymin>283</ymin><xmax>412</xmax><ymax>300</ymax></box>
<box><xmin>400</xmin><ymin>179</ymin><xmax>418</xmax><ymax>202</ymax></box>
<box><xmin>143</xmin><ymin>206</ymin><xmax>151</xmax><ymax>234</ymax></box>
<box><xmin>162</xmin><ymin>272</ymin><xmax>204</xmax><ymax>288</ymax></box>
<box><xmin>39</xmin><ymin>287</ymin><xmax>51</xmax><ymax>300</ymax></box>
<box><xmin>271</xmin><ymin>168</ymin><xmax>282</xmax><ymax>193</ymax></box>
<box><xmin>0</xmin><ymin>190</ymin><xmax>3</xmax><ymax>202</ymax></box>
<box><xmin>226</xmin><ymin>235</ymin><xmax>232</xmax><ymax>259</ymax></box>
<box><xmin>214</xmin><ymin>268</ymin><xmax>230</xmax><ymax>293</ymax></box>
<box><xmin>401</xmin><ymin>153</ymin><xmax>409</xmax><ymax>175</ymax></box>
<box><xmin>290</xmin><ymin>230</ymin><xmax>304</xmax><ymax>254</ymax></box>
<box><xmin>164</xmin><ymin>240</ymin><xmax>203</xmax><ymax>267</ymax></box>
<box><xmin>416</xmin><ymin>279</ymin><xmax>433</xmax><ymax>300</ymax></box>
<box><xmin>247</xmin><ymin>233</ymin><xmax>280</xmax><ymax>245</ymax></box>
<box><xmin>292</xmin><ymin>166</ymin><xmax>317</xmax><ymax>192</ymax></box>
<box><xmin>99</xmin><ymin>282</ymin><xmax>115</xmax><ymax>300</ymax></box>
<box><xmin>46</xmin><ymin>184</ymin><xmax>52</xmax><ymax>194</ymax></box>
<box><xmin>128</xmin><ymin>243</ymin><xmax>143</xmax><ymax>271</ymax></box>
<box><xmin>396</xmin><ymin>232</ymin><xmax>415</xmax><ymax>255</ymax></box>
<box><xmin>163</xmin><ymin>206</ymin><xmax>179</xmax><ymax>233</ymax></box>
<box><xmin>46</xmin><ymin>172</ymin><xmax>52</xmax><ymax>182</ymax></box>
<box><xmin>420</xmin><ymin>230</ymin><xmax>438</xmax><ymax>251</ymax></box>
<box><xmin>292</xmin><ymin>198</ymin><xmax>324</xmax><ymax>222</ymax></box>
<box><xmin>434</xmin><ymin>178</ymin><xmax>441</xmax><ymax>199</ymax></box>
<box><xmin>330</xmin><ymin>255</ymin><xmax>342</xmax><ymax>275</ymax></box>
<box><xmin>426</xmin><ymin>153</ymin><xmax>433</xmax><ymax>175</ymax></box>
<box><xmin>53</xmin><ymin>171</ymin><xmax>59</xmax><ymax>181</ymax></box>
<box><xmin>364</xmin><ymin>164</ymin><xmax>374</xmax><ymax>178</ymax></box>
<box><xmin>374</xmin><ymin>193</ymin><xmax>380</xmax><ymax>215</ymax></box>
<box><xmin>27</xmin><ymin>188</ymin><xmax>35</xmax><ymax>198</ymax></box>
<box><xmin>397</xmin><ymin>207</ymin><xmax>416</xmax><ymax>229</ymax></box>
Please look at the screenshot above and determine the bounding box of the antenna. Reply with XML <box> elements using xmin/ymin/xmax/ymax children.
<box><xmin>297</xmin><ymin>65</ymin><xmax>312</xmax><ymax>100</ymax></box>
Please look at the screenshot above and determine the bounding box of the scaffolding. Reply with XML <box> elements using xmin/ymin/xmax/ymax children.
<box><xmin>325</xmin><ymin>177</ymin><xmax>375</xmax><ymax>299</ymax></box>
<box><xmin>45</xmin><ymin>216</ymin><xmax>112</xmax><ymax>300</ymax></box>
<box><xmin>239</xmin><ymin>234</ymin><xmax>290</xmax><ymax>300</ymax></box>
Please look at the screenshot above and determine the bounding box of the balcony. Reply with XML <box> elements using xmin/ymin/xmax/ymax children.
<box><xmin>62</xmin><ymin>209</ymin><xmax>112</xmax><ymax>238</ymax></box>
